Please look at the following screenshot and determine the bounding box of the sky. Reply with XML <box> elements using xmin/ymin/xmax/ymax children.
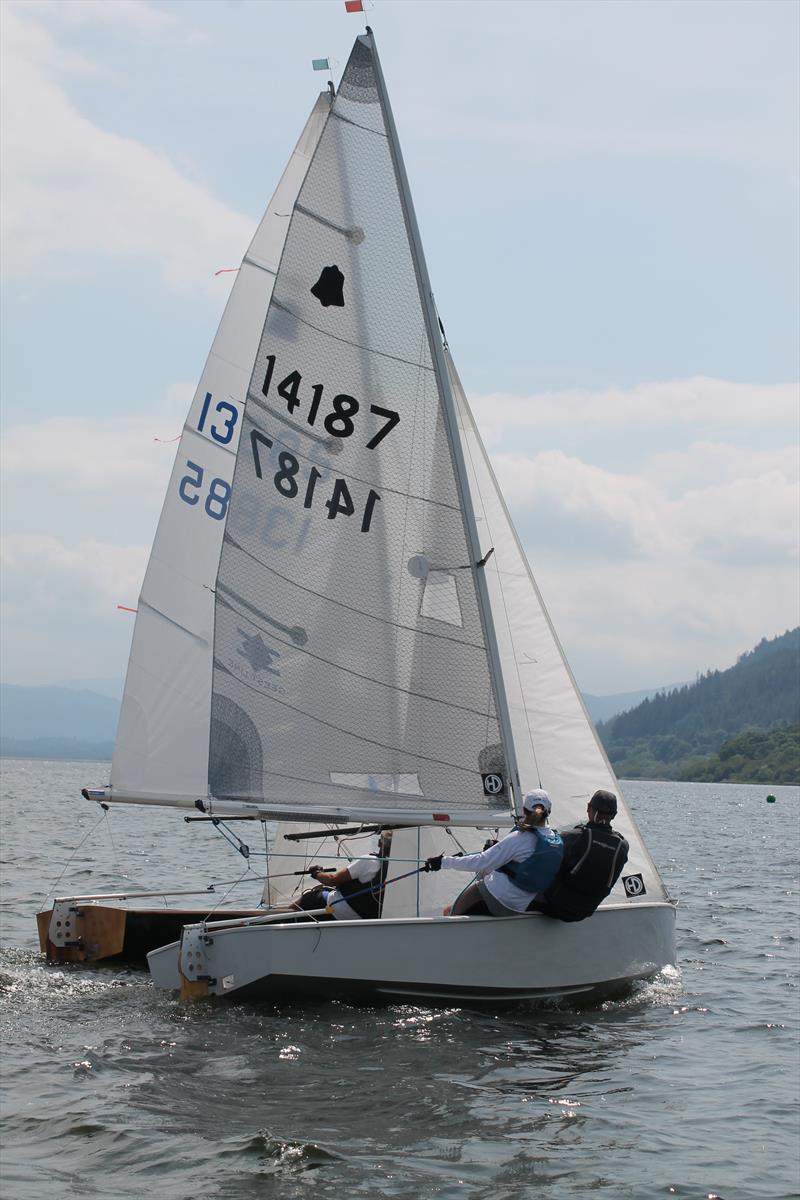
<box><xmin>1</xmin><ymin>0</ymin><xmax>798</xmax><ymax>697</ymax></box>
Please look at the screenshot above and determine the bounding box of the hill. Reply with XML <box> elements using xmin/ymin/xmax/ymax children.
<box><xmin>598</xmin><ymin>629</ymin><xmax>800</xmax><ymax>782</ymax></box>
<box><xmin>582</xmin><ymin>683</ymin><xmax>686</xmax><ymax>724</ymax></box>
<box><xmin>672</xmin><ymin>725</ymin><xmax>799</xmax><ymax>785</ymax></box>
<box><xmin>0</xmin><ymin>737</ymin><xmax>114</xmax><ymax>762</ymax></box>
<box><xmin>0</xmin><ymin>684</ymin><xmax>119</xmax><ymax>758</ymax></box>
<box><xmin>0</xmin><ymin>683</ymin><xmax>120</xmax><ymax>742</ymax></box>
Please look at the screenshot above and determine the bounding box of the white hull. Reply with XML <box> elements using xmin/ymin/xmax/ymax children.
<box><xmin>148</xmin><ymin>902</ymin><xmax>676</xmax><ymax>1003</ymax></box>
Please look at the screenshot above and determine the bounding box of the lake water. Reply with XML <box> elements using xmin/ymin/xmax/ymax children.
<box><xmin>1</xmin><ymin>759</ymin><xmax>798</xmax><ymax>1200</ymax></box>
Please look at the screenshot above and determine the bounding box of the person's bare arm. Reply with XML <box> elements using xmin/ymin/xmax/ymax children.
<box><xmin>312</xmin><ymin>866</ymin><xmax>352</xmax><ymax>888</ymax></box>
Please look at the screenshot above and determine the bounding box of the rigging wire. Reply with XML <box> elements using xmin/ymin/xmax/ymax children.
<box><xmin>202</xmin><ymin>864</ymin><xmax>254</xmax><ymax>920</ymax></box>
<box><xmin>102</xmin><ymin>805</ymin><xmax>131</xmax><ymax>886</ymax></box>
<box><xmin>39</xmin><ymin>808</ymin><xmax>108</xmax><ymax>910</ymax></box>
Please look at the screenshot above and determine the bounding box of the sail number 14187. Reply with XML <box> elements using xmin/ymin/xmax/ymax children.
<box><xmin>261</xmin><ymin>354</ymin><xmax>399</xmax><ymax>450</ymax></box>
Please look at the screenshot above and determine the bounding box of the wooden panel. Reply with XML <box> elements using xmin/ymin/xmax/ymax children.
<box><xmin>180</xmin><ymin>976</ymin><xmax>210</xmax><ymax>1001</ymax></box>
<box><xmin>80</xmin><ymin>906</ymin><xmax>127</xmax><ymax>961</ymax></box>
<box><xmin>36</xmin><ymin>910</ymin><xmax>51</xmax><ymax>955</ymax></box>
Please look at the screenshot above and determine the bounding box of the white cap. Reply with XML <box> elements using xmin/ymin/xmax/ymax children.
<box><xmin>522</xmin><ymin>788</ymin><xmax>552</xmax><ymax>815</ymax></box>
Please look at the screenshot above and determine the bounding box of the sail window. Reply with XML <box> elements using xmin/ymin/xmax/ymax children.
<box><xmin>420</xmin><ymin>571</ymin><xmax>462</xmax><ymax>627</ymax></box>
<box><xmin>330</xmin><ymin>773</ymin><xmax>423</xmax><ymax>796</ymax></box>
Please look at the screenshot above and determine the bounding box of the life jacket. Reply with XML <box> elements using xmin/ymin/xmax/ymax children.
<box><xmin>542</xmin><ymin>821</ymin><xmax>629</xmax><ymax>922</ymax></box>
<box><xmin>335</xmin><ymin>853</ymin><xmax>389</xmax><ymax>919</ymax></box>
<box><xmin>498</xmin><ymin>828</ymin><xmax>564</xmax><ymax>894</ymax></box>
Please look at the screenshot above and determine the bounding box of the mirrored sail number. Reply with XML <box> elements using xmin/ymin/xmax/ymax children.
<box><xmin>261</xmin><ymin>355</ymin><xmax>399</xmax><ymax>450</ymax></box>
<box><xmin>251</xmin><ymin>430</ymin><xmax>380</xmax><ymax>534</ymax></box>
<box><xmin>178</xmin><ymin>461</ymin><xmax>231</xmax><ymax>520</ymax></box>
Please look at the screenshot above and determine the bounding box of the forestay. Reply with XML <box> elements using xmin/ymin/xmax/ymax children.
<box><xmin>208</xmin><ymin>37</ymin><xmax>508</xmax><ymax>818</ymax></box>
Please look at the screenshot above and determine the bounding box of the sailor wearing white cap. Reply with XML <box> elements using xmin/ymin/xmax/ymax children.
<box><xmin>425</xmin><ymin>789</ymin><xmax>564</xmax><ymax>917</ymax></box>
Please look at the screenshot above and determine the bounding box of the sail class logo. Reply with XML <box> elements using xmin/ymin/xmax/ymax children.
<box><xmin>311</xmin><ymin>264</ymin><xmax>345</xmax><ymax>307</ymax></box>
<box><xmin>623</xmin><ymin>874</ymin><xmax>646</xmax><ymax>897</ymax></box>
<box><xmin>237</xmin><ymin>628</ymin><xmax>281</xmax><ymax>676</ymax></box>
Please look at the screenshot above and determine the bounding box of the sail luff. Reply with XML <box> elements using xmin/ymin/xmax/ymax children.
<box><xmin>363</xmin><ymin>30</ymin><xmax>523</xmax><ymax>812</ymax></box>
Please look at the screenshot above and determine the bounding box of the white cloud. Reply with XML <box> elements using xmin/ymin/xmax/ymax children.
<box><xmin>1</xmin><ymin>533</ymin><xmax>148</xmax><ymax>614</ymax></box>
<box><xmin>495</xmin><ymin>440</ymin><xmax>799</xmax><ymax>567</ymax></box>
<box><xmin>0</xmin><ymin>4</ymin><xmax>252</xmax><ymax>289</ymax></box>
<box><xmin>647</xmin><ymin>441</ymin><xmax>799</xmax><ymax>494</ymax></box>
<box><xmin>489</xmin><ymin>432</ymin><xmax>799</xmax><ymax>690</ymax></box>
<box><xmin>33</xmin><ymin>0</ymin><xmax>177</xmax><ymax>33</ymax></box>
<box><xmin>533</xmin><ymin>554</ymin><xmax>799</xmax><ymax>695</ymax></box>
<box><xmin>0</xmin><ymin>410</ymin><xmax>177</xmax><ymax>682</ymax></box>
<box><xmin>1</xmin><ymin>384</ymin><xmax>797</xmax><ymax>691</ymax></box>
<box><xmin>0</xmin><ymin>534</ymin><xmax>147</xmax><ymax>683</ymax></box>
<box><xmin>1</xmin><ymin>415</ymin><xmax>180</xmax><ymax>493</ymax></box>
<box><xmin>0</xmin><ymin>412</ymin><xmax>182</xmax><ymax>552</ymax></box>
<box><xmin>470</xmin><ymin>378</ymin><xmax>799</xmax><ymax>444</ymax></box>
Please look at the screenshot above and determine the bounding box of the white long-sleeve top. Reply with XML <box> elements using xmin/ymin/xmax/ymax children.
<box><xmin>442</xmin><ymin>827</ymin><xmax>544</xmax><ymax>913</ymax></box>
<box><xmin>325</xmin><ymin>856</ymin><xmax>381</xmax><ymax>921</ymax></box>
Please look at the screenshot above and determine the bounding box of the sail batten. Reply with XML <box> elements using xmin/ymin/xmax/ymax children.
<box><xmin>216</xmin><ymin>586</ymin><xmax>502</xmax><ymax>717</ymax></box>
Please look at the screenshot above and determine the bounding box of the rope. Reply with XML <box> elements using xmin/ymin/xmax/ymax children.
<box><xmin>102</xmin><ymin>805</ymin><xmax>131</xmax><ymax>885</ymax></box>
<box><xmin>323</xmin><ymin>864</ymin><xmax>426</xmax><ymax>911</ymax></box>
<box><xmin>39</xmin><ymin>809</ymin><xmax>108</xmax><ymax>910</ymax></box>
<box><xmin>203</xmin><ymin>864</ymin><xmax>254</xmax><ymax>920</ymax></box>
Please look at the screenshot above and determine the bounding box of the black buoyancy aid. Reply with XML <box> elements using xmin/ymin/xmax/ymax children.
<box><xmin>543</xmin><ymin>822</ymin><xmax>629</xmax><ymax>922</ymax></box>
<box><xmin>498</xmin><ymin>829</ymin><xmax>564</xmax><ymax>893</ymax></box>
<box><xmin>335</xmin><ymin>853</ymin><xmax>390</xmax><ymax>919</ymax></box>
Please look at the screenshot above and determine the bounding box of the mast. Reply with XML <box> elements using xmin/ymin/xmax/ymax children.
<box><xmin>364</xmin><ymin>28</ymin><xmax>523</xmax><ymax>814</ymax></box>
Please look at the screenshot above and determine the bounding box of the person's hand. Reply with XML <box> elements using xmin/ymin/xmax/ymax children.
<box><xmin>425</xmin><ymin>854</ymin><xmax>443</xmax><ymax>872</ymax></box>
<box><xmin>308</xmin><ymin>865</ymin><xmax>323</xmax><ymax>879</ymax></box>
<box><xmin>482</xmin><ymin>838</ymin><xmax>498</xmax><ymax>851</ymax></box>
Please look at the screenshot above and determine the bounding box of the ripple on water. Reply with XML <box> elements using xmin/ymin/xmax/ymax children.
<box><xmin>218</xmin><ymin>1130</ymin><xmax>345</xmax><ymax>1169</ymax></box>
<box><xmin>1</xmin><ymin>772</ymin><xmax>799</xmax><ymax>1200</ymax></box>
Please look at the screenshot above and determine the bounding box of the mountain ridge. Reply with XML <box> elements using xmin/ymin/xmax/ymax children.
<box><xmin>597</xmin><ymin>628</ymin><xmax>799</xmax><ymax>782</ymax></box>
<box><xmin>2</xmin><ymin>632</ymin><xmax>797</xmax><ymax>783</ymax></box>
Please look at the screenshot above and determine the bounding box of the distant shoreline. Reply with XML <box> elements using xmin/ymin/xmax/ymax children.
<box><xmin>0</xmin><ymin>740</ymin><xmax>114</xmax><ymax>762</ymax></box>
<box><xmin>1</xmin><ymin>750</ymin><xmax>795</xmax><ymax>789</ymax></box>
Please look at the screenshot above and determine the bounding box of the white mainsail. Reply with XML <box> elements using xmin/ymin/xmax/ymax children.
<box><xmin>207</xmin><ymin>36</ymin><xmax>510</xmax><ymax>820</ymax></box>
<box><xmin>111</xmin><ymin>95</ymin><xmax>331</xmax><ymax>806</ymax></box>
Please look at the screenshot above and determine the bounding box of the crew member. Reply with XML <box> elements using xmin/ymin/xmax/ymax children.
<box><xmin>425</xmin><ymin>790</ymin><xmax>563</xmax><ymax>916</ymax></box>
<box><xmin>536</xmin><ymin>789</ymin><xmax>629</xmax><ymax>921</ymax></box>
<box><xmin>292</xmin><ymin>831</ymin><xmax>392</xmax><ymax>920</ymax></box>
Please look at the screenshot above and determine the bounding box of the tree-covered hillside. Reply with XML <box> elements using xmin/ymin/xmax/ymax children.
<box><xmin>598</xmin><ymin>629</ymin><xmax>800</xmax><ymax>783</ymax></box>
<box><xmin>673</xmin><ymin>725</ymin><xmax>799</xmax><ymax>785</ymax></box>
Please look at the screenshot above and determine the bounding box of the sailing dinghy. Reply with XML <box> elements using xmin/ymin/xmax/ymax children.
<box><xmin>44</xmin><ymin>30</ymin><xmax>675</xmax><ymax>1001</ymax></box>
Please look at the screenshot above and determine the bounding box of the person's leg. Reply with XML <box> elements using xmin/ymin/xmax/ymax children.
<box><xmin>291</xmin><ymin>886</ymin><xmax>327</xmax><ymax>911</ymax></box>
<box><xmin>286</xmin><ymin>887</ymin><xmax>336</xmax><ymax>922</ymax></box>
<box><xmin>449</xmin><ymin>881</ymin><xmax>491</xmax><ymax>916</ymax></box>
